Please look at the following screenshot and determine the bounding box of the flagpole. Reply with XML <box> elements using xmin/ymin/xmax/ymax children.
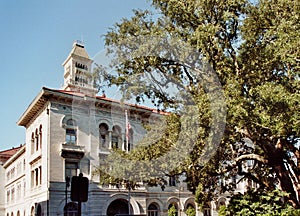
<box><xmin>125</xmin><ymin>110</ymin><xmax>129</xmax><ymax>152</ymax></box>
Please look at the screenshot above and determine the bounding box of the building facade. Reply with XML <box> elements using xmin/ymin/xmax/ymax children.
<box><xmin>1</xmin><ymin>41</ymin><xmax>211</xmax><ymax>216</ymax></box>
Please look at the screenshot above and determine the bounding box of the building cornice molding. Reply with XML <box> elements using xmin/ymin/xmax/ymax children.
<box><xmin>17</xmin><ymin>87</ymin><xmax>167</xmax><ymax>127</ymax></box>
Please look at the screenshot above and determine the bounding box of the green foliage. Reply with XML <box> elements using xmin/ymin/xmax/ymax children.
<box><xmin>219</xmin><ymin>189</ymin><xmax>300</xmax><ymax>216</ymax></box>
<box><xmin>185</xmin><ymin>206</ymin><xmax>196</xmax><ymax>216</ymax></box>
<box><xmin>218</xmin><ymin>205</ymin><xmax>227</xmax><ymax>216</ymax></box>
<box><xmin>98</xmin><ymin>0</ymin><xmax>300</xmax><ymax>209</ymax></box>
<box><xmin>168</xmin><ymin>205</ymin><xmax>177</xmax><ymax>216</ymax></box>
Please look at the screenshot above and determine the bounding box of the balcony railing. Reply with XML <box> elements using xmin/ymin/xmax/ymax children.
<box><xmin>61</xmin><ymin>143</ymin><xmax>85</xmax><ymax>159</ymax></box>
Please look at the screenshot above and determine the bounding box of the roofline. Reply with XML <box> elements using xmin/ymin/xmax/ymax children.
<box><xmin>62</xmin><ymin>53</ymin><xmax>93</xmax><ymax>66</ymax></box>
<box><xmin>17</xmin><ymin>87</ymin><xmax>169</xmax><ymax>127</ymax></box>
<box><xmin>17</xmin><ymin>88</ymin><xmax>46</xmax><ymax>127</ymax></box>
<box><xmin>3</xmin><ymin>145</ymin><xmax>26</xmax><ymax>168</ymax></box>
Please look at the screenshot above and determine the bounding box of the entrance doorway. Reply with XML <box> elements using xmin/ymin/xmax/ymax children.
<box><xmin>106</xmin><ymin>199</ymin><xmax>133</xmax><ymax>216</ymax></box>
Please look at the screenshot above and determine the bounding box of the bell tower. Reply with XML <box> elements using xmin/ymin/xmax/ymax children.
<box><xmin>62</xmin><ymin>41</ymin><xmax>98</xmax><ymax>96</ymax></box>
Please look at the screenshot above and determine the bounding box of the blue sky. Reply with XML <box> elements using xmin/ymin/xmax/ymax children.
<box><xmin>0</xmin><ymin>0</ymin><xmax>153</xmax><ymax>151</ymax></box>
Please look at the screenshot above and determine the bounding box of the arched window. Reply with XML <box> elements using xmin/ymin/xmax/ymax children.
<box><xmin>36</xmin><ymin>204</ymin><xmax>42</xmax><ymax>216</ymax></box>
<box><xmin>112</xmin><ymin>125</ymin><xmax>121</xmax><ymax>149</ymax></box>
<box><xmin>66</xmin><ymin>119</ymin><xmax>77</xmax><ymax>145</ymax></box>
<box><xmin>30</xmin><ymin>206</ymin><xmax>34</xmax><ymax>216</ymax></box>
<box><xmin>64</xmin><ymin>202</ymin><xmax>78</xmax><ymax>216</ymax></box>
<box><xmin>99</xmin><ymin>123</ymin><xmax>109</xmax><ymax>148</ymax></box>
<box><xmin>39</xmin><ymin>125</ymin><xmax>42</xmax><ymax>149</ymax></box>
<box><xmin>148</xmin><ymin>203</ymin><xmax>159</xmax><ymax>216</ymax></box>
<box><xmin>35</xmin><ymin>129</ymin><xmax>39</xmax><ymax>151</ymax></box>
<box><xmin>31</xmin><ymin>132</ymin><xmax>34</xmax><ymax>154</ymax></box>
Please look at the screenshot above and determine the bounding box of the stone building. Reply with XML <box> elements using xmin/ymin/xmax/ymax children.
<box><xmin>1</xmin><ymin>41</ymin><xmax>203</xmax><ymax>216</ymax></box>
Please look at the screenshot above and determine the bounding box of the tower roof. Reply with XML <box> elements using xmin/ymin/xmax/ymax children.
<box><xmin>63</xmin><ymin>41</ymin><xmax>90</xmax><ymax>65</ymax></box>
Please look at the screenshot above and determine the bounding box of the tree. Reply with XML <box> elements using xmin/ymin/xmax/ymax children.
<box><xmin>185</xmin><ymin>206</ymin><xmax>196</xmax><ymax>216</ymax></box>
<box><xmin>218</xmin><ymin>189</ymin><xmax>300</xmax><ymax>216</ymax></box>
<box><xmin>96</xmin><ymin>0</ymin><xmax>300</xmax><ymax>209</ymax></box>
<box><xmin>168</xmin><ymin>205</ymin><xmax>177</xmax><ymax>216</ymax></box>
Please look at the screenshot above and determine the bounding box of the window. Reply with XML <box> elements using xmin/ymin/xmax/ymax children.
<box><xmin>31</xmin><ymin>206</ymin><xmax>34</xmax><ymax>216</ymax></box>
<box><xmin>11</xmin><ymin>187</ymin><xmax>15</xmax><ymax>202</ymax></box>
<box><xmin>112</xmin><ymin>125</ymin><xmax>121</xmax><ymax>149</ymax></box>
<box><xmin>99</xmin><ymin>123</ymin><xmax>109</xmax><ymax>148</ymax></box>
<box><xmin>35</xmin><ymin>129</ymin><xmax>39</xmax><ymax>151</ymax></box>
<box><xmin>65</xmin><ymin>161</ymin><xmax>78</xmax><ymax>179</ymax></box>
<box><xmin>35</xmin><ymin>168</ymin><xmax>39</xmax><ymax>186</ymax></box>
<box><xmin>36</xmin><ymin>204</ymin><xmax>42</xmax><ymax>216</ymax></box>
<box><xmin>31</xmin><ymin>166</ymin><xmax>42</xmax><ymax>188</ymax></box>
<box><xmin>66</xmin><ymin>119</ymin><xmax>77</xmax><ymax>145</ymax></box>
<box><xmin>23</xmin><ymin>180</ymin><xmax>26</xmax><ymax>197</ymax></box>
<box><xmin>17</xmin><ymin>183</ymin><xmax>21</xmax><ymax>200</ymax></box>
<box><xmin>169</xmin><ymin>175</ymin><xmax>176</xmax><ymax>187</ymax></box>
<box><xmin>31</xmin><ymin>125</ymin><xmax>42</xmax><ymax>154</ymax></box>
<box><xmin>148</xmin><ymin>203</ymin><xmax>159</xmax><ymax>216</ymax></box>
<box><xmin>39</xmin><ymin>125</ymin><xmax>42</xmax><ymax>149</ymax></box>
<box><xmin>31</xmin><ymin>132</ymin><xmax>35</xmax><ymax>154</ymax></box>
<box><xmin>203</xmin><ymin>207</ymin><xmax>211</xmax><ymax>216</ymax></box>
<box><xmin>6</xmin><ymin>190</ymin><xmax>10</xmax><ymax>203</ymax></box>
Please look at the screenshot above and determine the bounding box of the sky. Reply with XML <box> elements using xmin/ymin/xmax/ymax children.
<box><xmin>0</xmin><ymin>0</ymin><xmax>154</xmax><ymax>151</ymax></box>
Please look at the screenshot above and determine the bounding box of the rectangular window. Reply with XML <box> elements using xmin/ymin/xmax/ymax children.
<box><xmin>35</xmin><ymin>168</ymin><xmax>39</xmax><ymax>186</ymax></box>
<box><xmin>66</xmin><ymin>129</ymin><xmax>77</xmax><ymax>144</ymax></box>
<box><xmin>39</xmin><ymin>166</ymin><xmax>42</xmax><ymax>185</ymax></box>
<box><xmin>17</xmin><ymin>183</ymin><xmax>21</xmax><ymax>200</ymax></box>
<box><xmin>65</xmin><ymin>161</ymin><xmax>79</xmax><ymax>179</ymax></box>
<box><xmin>31</xmin><ymin>170</ymin><xmax>34</xmax><ymax>188</ymax></box>
<box><xmin>36</xmin><ymin>135</ymin><xmax>39</xmax><ymax>151</ymax></box>
<box><xmin>100</xmin><ymin>135</ymin><xmax>106</xmax><ymax>147</ymax></box>
<box><xmin>169</xmin><ymin>176</ymin><xmax>176</xmax><ymax>187</ymax></box>
<box><xmin>6</xmin><ymin>190</ymin><xmax>10</xmax><ymax>203</ymax></box>
<box><xmin>11</xmin><ymin>187</ymin><xmax>15</xmax><ymax>202</ymax></box>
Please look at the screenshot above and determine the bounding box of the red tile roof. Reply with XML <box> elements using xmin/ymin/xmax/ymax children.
<box><xmin>0</xmin><ymin>145</ymin><xmax>23</xmax><ymax>164</ymax></box>
<box><xmin>17</xmin><ymin>87</ymin><xmax>169</xmax><ymax>127</ymax></box>
<box><xmin>55</xmin><ymin>88</ymin><xmax>170</xmax><ymax>115</ymax></box>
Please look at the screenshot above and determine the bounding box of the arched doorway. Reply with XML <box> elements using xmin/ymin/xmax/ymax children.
<box><xmin>64</xmin><ymin>202</ymin><xmax>78</xmax><ymax>216</ymax></box>
<box><xmin>107</xmin><ymin>199</ymin><xmax>133</xmax><ymax>216</ymax></box>
<box><xmin>36</xmin><ymin>204</ymin><xmax>42</xmax><ymax>216</ymax></box>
